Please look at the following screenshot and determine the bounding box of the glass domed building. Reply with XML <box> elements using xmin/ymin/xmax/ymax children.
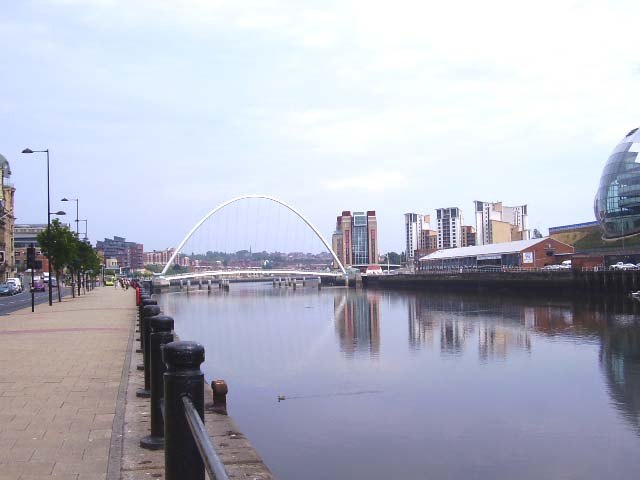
<box><xmin>594</xmin><ymin>127</ymin><xmax>640</xmax><ymax>238</ymax></box>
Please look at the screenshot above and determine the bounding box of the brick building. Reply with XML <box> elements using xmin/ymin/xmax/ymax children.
<box><xmin>332</xmin><ymin>210</ymin><xmax>379</xmax><ymax>270</ymax></box>
<box><xmin>96</xmin><ymin>236</ymin><xmax>144</xmax><ymax>270</ymax></box>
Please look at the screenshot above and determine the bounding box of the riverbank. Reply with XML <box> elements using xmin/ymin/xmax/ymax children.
<box><xmin>0</xmin><ymin>286</ymin><xmax>273</xmax><ymax>480</ymax></box>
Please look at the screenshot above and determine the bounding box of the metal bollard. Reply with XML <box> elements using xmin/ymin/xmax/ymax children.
<box><xmin>209</xmin><ymin>380</ymin><xmax>228</xmax><ymax>415</ymax></box>
<box><xmin>141</xmin><ymin>315</ymin><xmax>174</xmax><ymax>450</ymax></box>
<box><xmin>137</xmin><ymin>296</ymin><xmax>154</xmax><ymax>356</ymax></box>
<box><xmin>163</xmin><ymin>341</ymin><xmax>205</xmax><ymax>480</ymax></box>
<box><xmin>136</xmin><ymin>303</ymin><xmax>160</xmax><ymax>398</ymax></box>
<box><xmin>136</xmin><ymin>295</ymin><xmax>151</xmax><ymax>354</ymax></box>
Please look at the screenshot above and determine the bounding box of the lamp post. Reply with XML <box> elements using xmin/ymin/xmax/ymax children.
<box><xmin>22</xmin><ymin>148</ymin><xmax>57</xmax><ymax>306</ymax></box>
<box><xmin>78</xmin><ymin>220</ymin><xmax>89</xmax><ymax>292</ymax></box>
<box><xmin>61</xmin><ymin>197</ymin><xmax>79</xmax><ymax>234</ymax></box>
<box><xmin>62</xmin><ymin>198</ymin><xmax>81</xmax><ymax>296</ymax></box>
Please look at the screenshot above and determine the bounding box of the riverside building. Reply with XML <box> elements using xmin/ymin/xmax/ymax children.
<box><xmin>436</xmin><ymin>207</ymin><xmax>464</xmax><ymax>249</ymax></box>
<box><xmin>474</xmin><ymin>200</ymin><xmax>529</xmax><ymax>245</ymax></box>
<box><xmin>332</xmin><ymin>210</ymin><xmax>379</xmax><ymax>270</ymax></box>
<box><xmin>418</xmin><ymin>237</ymin><xmax>574</xmax><ymax>271</ymax></box>
<box><xmin>405</xmin><ymin>213</ymin><xmax>438</xmax><ymax>262</ymax></box>
<box><xmin>594</xmin><ymin>127</ymin><xmax>640</xmax><ymax>238</ymax></box>
<box><xmin>96</xmin><ymin>236</ymin><xmax>144</xmax><ymax>271</ymax></box>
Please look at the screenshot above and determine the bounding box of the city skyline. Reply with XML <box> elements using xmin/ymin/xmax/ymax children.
<box><xmin>2</xmin><ymin>1</ymin><xmax>639</xmax><ymax>253</ymax></box>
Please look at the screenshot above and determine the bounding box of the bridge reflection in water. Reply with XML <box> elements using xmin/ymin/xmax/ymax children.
<box><xmin>159</xmin><ymin>285</ymin><xmax>640</xmax><ymax>480</ymax></box>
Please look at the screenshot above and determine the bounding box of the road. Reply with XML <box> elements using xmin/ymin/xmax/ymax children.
<box><xmin>0</xmin><ymin>286</ymin><xmax>74</xmax><ymax>315</ymax></box>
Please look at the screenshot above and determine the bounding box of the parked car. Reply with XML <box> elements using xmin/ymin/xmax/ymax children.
<box><xmin>32</xmin><ymin>279</ymin><xmax>46</xmax><ymax>292</ymax></box>
<box><xmin>611</xmin><ymin>262</ymin><xmax>637</xmax><ymax>270</ymax></box>
<box><xmin>543</xmin><ymin>264</ymin><xmax>562</xmax><ymax>271</ymax></box>
<box><xmin>6</xmin><ymin>277</ymin><xmax>22</xmax><ymax>292</ymax></box>
<box><xmin>0</xmin><ymin>283</ymin><xmax>15</xmax><ymax>296</ymax></box>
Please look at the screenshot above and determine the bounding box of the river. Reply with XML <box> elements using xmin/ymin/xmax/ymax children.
<box><xmin>158</xmin><ymin>283</ymin><xmax>640</xmax><ymax>480</ymax></box>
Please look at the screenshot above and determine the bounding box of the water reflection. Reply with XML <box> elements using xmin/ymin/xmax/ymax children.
<box><xmin>160</xmin><ymin>286</ymin><xmax>640</xmax><ymax>479</ymax></box>
<box><xmin>334</xmin><ymin>293</ymin><xmax>380</xmax><ymax>358</ymax></box>
<box><xmin>407</xmin><ymin>296</ymin><xmax>531</xmax><ymax>359</ymax></box>
<box><xmin>600</xmin><ymin>326</ymin><xmax>640</xmax><ymax>434</ymax></box>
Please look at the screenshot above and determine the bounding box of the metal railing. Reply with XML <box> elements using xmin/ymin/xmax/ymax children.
<box><xmin>183</xmin><ymin>396</ymin><xmax>230</xmax><ymax>480</ymax></box>
<box><xmin>414</xmin><ymin>265</ymin><xmax>636</xmax><ymax>274</ymax></box>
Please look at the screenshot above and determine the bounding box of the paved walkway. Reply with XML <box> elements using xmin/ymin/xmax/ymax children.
<box><xmin>0</xmin><ymin>287</ymin><xmax>135</xmax><ymax>480</ymax></box>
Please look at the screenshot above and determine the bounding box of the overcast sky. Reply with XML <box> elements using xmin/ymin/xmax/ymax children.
<box><xmin>2</xmin><ymin>0</ymin><xmax>639</xmax><ymax>254</ymax></box>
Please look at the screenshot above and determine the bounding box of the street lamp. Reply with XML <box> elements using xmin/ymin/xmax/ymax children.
<box><xmin>61</xmin><ymin>197</ymin><xmax>79</xmax><ymax>234</ymax></box>
<box><xmin>22</xmin><ymin>147</ymin><xmax>56</xmax><ymax>306</ymax></box>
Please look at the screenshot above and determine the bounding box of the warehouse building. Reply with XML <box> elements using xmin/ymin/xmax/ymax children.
<box><xmin>418</xmin><ymin>237</ymin><xmax>574</xmax><ymax>271</ymax></box>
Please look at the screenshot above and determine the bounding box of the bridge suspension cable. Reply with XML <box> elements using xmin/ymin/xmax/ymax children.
<box><xmin>161</xmin><ymin>194</ymin><xmax>347</xmax><ymax>276</ymax></box>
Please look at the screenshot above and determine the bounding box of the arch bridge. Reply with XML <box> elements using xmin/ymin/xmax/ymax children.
<box><xmin>158</xmin><ymin>194</ymin><xmax>347</xmax><ymax>283</ymax></box>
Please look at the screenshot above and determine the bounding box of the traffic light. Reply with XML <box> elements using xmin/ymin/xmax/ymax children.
<box><xmin>27</xmin><ymin>247</ymin><xmax>36</xmax><ymax>269</ymax></box>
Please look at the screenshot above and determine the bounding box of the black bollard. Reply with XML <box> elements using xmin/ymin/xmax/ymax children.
<box><xmin>137</xmin><ymin>297</ymin><xmax>155</xmax><ymax>354</ymax></box>
<box><xmin>163</xmin><ymin>341</ymin><xmax>205</xmax><ymax>480</ymax></box>
<box><xmin>136</xmin><ymin>303</ymin><xmax>160</xmax><ymax>398</ymax></box>
<box><xmin>135</xmin><ymin>296</ymin><xmax>149</xmax><ymax>354</ymax></box>
<box><xmin>141</xmin><ymin>315</ymin><xmax>174</xmax><ymax>450</ymax></box>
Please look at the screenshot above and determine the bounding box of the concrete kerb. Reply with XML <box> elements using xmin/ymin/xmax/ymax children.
<box><xmin>106</xmin><ymin>297</ymin><xmax>136</xmax><ymax>480</ymax></box>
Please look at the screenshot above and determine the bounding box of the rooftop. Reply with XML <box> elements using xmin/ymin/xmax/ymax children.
<box><xmin>420</xmin><ymin>237</ymin><xmax>556</xmax><ymax>261</ymax></box>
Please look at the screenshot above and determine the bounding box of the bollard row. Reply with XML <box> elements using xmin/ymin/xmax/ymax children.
<box><xmin>132</xmin><ymin>291</ymin><xmax>229</xmax><ymax>480</ymax></box>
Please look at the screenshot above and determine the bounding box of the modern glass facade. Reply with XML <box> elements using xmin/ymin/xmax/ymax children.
<box><xmin>595</xmin><ymin>127</ymin><xmax>640</xmax><ymax>238</ymax></box>
<box><xmin>352</xmin><ymin>212</ymin><xmax>368</xmax><ymax>265</ymax></box>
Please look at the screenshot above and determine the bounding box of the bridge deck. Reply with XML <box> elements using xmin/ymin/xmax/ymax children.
<box><xmin>163</xmin><ymin>269</ymin><xmax>341</xmax><ymax>281</ymax></box>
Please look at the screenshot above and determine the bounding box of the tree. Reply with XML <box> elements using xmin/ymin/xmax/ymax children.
<box><xmin>77</xmin><ymin>240</ymin><xmax>101</xmax><ymax>293</ymax></box>
<box><xmin>532</xmin><ymin>228</ymin><xmax>543</xmax><ymax>239</ymax></box>
<box><xmin>37</xmin><ymin>219</ymin><xmax>78</xmax><ymax>302</ymax></box>
<box><xmin>386</xmin><ymin>252</ymin><xmax>402</xmax><ymax>264</ymax></box>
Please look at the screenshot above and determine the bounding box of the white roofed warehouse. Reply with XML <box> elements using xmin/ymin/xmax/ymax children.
<box><xmin>418</xmin><ymin>238</ymin><xmax>574</xmax><ymax>271</ymax></box>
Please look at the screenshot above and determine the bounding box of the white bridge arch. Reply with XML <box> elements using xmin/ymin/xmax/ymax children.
<box><xmin>161</xmin><ymin>194</ymin><xmax>347</xmax><ymax>276</ymax></box>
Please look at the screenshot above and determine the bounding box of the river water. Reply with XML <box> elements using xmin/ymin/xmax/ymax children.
<box><xmin>158</xmin><ymin>283</ymin><xmax>640</xmax><ymax>480</ymax></box>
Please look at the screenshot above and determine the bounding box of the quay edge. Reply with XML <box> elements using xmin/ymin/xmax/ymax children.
<box><xmin>362</xmin><ymin>270</ymin><xmax>640</xmax><ymax>296</ymax></box>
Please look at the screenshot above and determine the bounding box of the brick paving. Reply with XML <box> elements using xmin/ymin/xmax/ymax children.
<box><xmin>0</xmin><ymin>287</ymin><xmax>135</xmax><ymax>480</ymax></box>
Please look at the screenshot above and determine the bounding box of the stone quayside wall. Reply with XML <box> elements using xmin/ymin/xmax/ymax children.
<box><xmin>363</xmin><ymin>270</ymin><xmax>640</xmax><ymax>296</ymax></box>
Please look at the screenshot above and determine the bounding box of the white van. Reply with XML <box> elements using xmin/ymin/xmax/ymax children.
<box><xmin>7</xmin><ymin>277</ymin><xmax>22</xmax><ymax>292</ymax></box>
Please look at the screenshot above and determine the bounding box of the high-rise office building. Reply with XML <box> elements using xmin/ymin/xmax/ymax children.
<box><xmin>474</xmin><ymin>201</ymin><xmax>529</xmax><ymax>245</ymax></box>
<box><xmin>332</xmin><ymin>210</ymin><xmax>378</xmax><ymax>269</ymax></box>
<box><xmin>404</xmin><ymin>213</ymin><xmax>423</xmax><ymax>262</ymax></box>
<box><xmin>436</xmin><ymin>207</ymin><xmax>464</xmax><ymax>249</ymax></box>
<box><xmin>406</xmin><ymin>213</ymin><xmax>438</xmax><ymax>260</ymax></box>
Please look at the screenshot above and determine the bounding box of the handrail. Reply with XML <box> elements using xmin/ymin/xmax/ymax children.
<box><xmin>182</xmin><ymin>396</ymin><xmax>230</xmax><ymax>480</ymax></box>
